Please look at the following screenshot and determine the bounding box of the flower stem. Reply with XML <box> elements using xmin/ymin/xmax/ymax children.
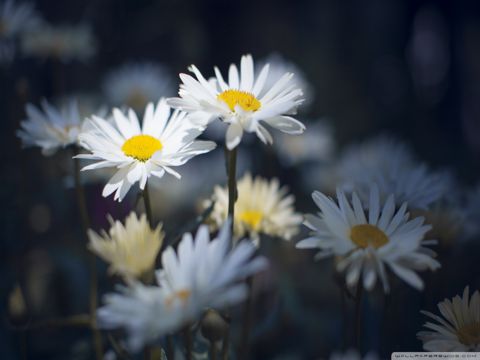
<box><xmin>184</xmin><ymin>326</ymin><xmax>193</xmax><ymax>360</ymax></box>
<box><xmin>73</xmin><ymin>149</ymin><xmax>103</xmax><ymax>360</ymax></box>
<box><xmin>142</xmin><ymin>183</ymin><xmax>153</xmax><ymax>227</ymax></box>
<box><xmin>239</xmin><ymin>276</ymin><xmax>254</xmax><ymax>360</ymax></box>
<box><xmin>354</xmin><ymin>284</ymin><xmax>363</xmax><ymax>351</ymax></box>
<box><xmin>210</xmin><ymin>340</ymin><xmax>217</xmax><ymax>360</ymax></box>
<box><xmin>221</xmin><ymin>325</ymin><xmax>230</xmax><ymax>360</ymax></box>
<box><xmin>166</xmin><ymin>335</ymin><xmax>174</xmax><ymax>360</ymax></box>
<box><xmin>225</xmin><ymin>146</ymin><xmax>238</xmax><ymax>236</ymax></box>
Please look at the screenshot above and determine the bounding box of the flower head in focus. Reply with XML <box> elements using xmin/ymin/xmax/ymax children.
<box><xmin>168</xmin><ymin>54</ymin><xmax>305</xmax><ymax>150</ymax></box>
<box><xmin>103</xmin><ymin>62</ymin><xmax>174</xmax><ymax>111</ymax></box>
<box><xmin>296</xmin><ymin>186</ymin><xmax>441</xmax><ymax>292</ymax></box>
<box><xmin>21</xmin><ymin>23</ymin><xmax>96</xmax><ymax>62</ymax></box>
<box><xmin>97</xmin><ymin>221</ymin><xmax>268</xmax><ymax>352</ymax></box>
<box><xmin>417</xmin><ymin>286</ymin><xmax>480</xmax><ymax>351</ymax></box>
<box><xmin>88</xmin><ymin>212</ymin><xmax>164</xmax><ymax>280</ymax></box>
<box><xmin>77</xmin><ymin>99</ymin><xmax>216</xmax><ymax>201</ymax></box>
<box><xmin>204</xmin><ymin>173</ymin><xmax>302</xmax><ymax>245</ymax></box>
<box><xmin>17</xmin><ymin>99</ymin><xmax>94</xmax><ymax>155</ymax></box>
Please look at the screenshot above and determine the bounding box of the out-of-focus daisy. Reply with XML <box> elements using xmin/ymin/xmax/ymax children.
<box><xmin>462</xmin><ymin>185</ymin><xmax>480</xmax><ymax>240</ymax></box>
<box><xmin>0</xmin><ymin>0</ymin><xmax>40</xmax><ymax>63</ymax></box>
<box><xmin>204</xmin><ymin>173</ymin><xmax>302</xmax><ymax>245</ymax></box>
<box><xmin>256</xmin><ymin>53</ymin><xmax>314</xmax><ymax>108</ymax></box>
<box><xmin>88</xmin><ymin>212</ymin><xmax>164</xmax><ymax>280</ymax></box>
<box><xmin>331</xmin><ymin>136</ymin><xmax>450</xmax><ymax>210</ymax></box>
<box><xmin>21</xmin><ymin>23</ymin><xmax>96</xmax><ymax>62</ymax></box>
<box><xmin>274</xmin><ymin>120</ymin><xmax>335</xmax><ymax>166</ymax></box>
<box><xmin>329</xmin><ymin>349</ymin><xmax>378</xmax><ymax>360</ymax></box>
<box><xmin>77</xmin><ymin>99</ymin><xmax>216</xmax><ymax>202</ymax></box>
<box><xmin>296</xmin><ymin>186</ymin><xmax>440</xmax><ymax>292</ymax></box>
<box><xmin>17</xmin><ymin>99</ymin><xmax>95</xmax><ymax>155</ymax></box>
<box><xmin>97</xmin><ymin>221</ymin><xmax>268</xmax><ymax>352</ymax></box>
<box><xmin>417</xmin><ymin>286</ymin><xmax>480</xmax><ymax>351</ymax></box>
<box><xmin>103</xmin><ymin>62</ymin><xmax>174</xmax><ymax>111</ymax></box>
<box><xmin>168</xmin><ymin>54</ymin><xmax>305</xmax><ymax>150</ymax></box>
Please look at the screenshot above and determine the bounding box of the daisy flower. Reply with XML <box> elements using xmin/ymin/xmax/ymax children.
<box><xmin>17</xmin><ymin>99</ymin><xmax>94</xmax><ymax>155</ymax></box>
<box><xmin>21</xmin><ymin>23</ymin><xmax>96</xmax><ymax>62</ymax></box>
<box><xmin>296</xmin><ymin>186</ymin><xmax>441</xmax><ymax>292</ymax></box>
<box><xmin>168</xmin><ymin>54</ymin><xmax>305</xmax><ymax>150</ymax></box>
<box><xmin>417</xmin><ymin>286</ymin><xmax>480</xmax><ymax>351</ymax></box>
<box><xmin>103</xmin><ymin>62</ymin><xmax>174</xmax><ymax>111</ymax></box>
<box><xmin>88</xmin><ymin>212</ymin><xmax>164</xmax><ymax>280</ymax></box>
<box><xmin>204</xmin><ymin>173</ymin><xmax>302</xmax><ymax>245</ymax></box>
<box><xmin>256</xmin><ymin>53</ymin><xmax>314</xmax><ymax>108</ymax></box>
<box><xmin>332</xmin><ymin>136</ymin><xmax>450</xmax><ymax>210</ymax></box>
<box><xmin>77</xmin><ymin>99</ymin><xmax>216</xmax><ymax>202</ymax></box>
<box><xmin>97</xmin><ymin>221</ymin><xmax>268</xmax><ymax>352</ymax></box>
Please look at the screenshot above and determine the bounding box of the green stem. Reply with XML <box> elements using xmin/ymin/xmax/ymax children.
<box><xmin>166</xmin><ymin>335</ymin><xmax>174</xmax><ymax>360</ymax></box>
<box><xmin>225</xmin><ymin>146</ymin><xmax>238</xmax><ymax>237</ymax></box>
<box><xmin>142</xmin><ymin>183</ymin><xmax>153</xmax><ymax>228</ymax></box>
<box><xmin>210</xmin><ymin>340</ymin><xmax>217</xmax><ymax>360</ymax></box>
<box><xmin>73</xmin><ymin>149</ymin><xmax>103</xmax><ymax>360</ymax></box>
<box><xmin>184</xmin><ymin>326</ymin><xmax>192</xmax><ymax>360</ymax></box>
<box><xmin>354</xmin><ymin>284</ymin><xmax>363</xmax><ymax>351</ymax></box>
<box><xmin>220</xmin><ymin>324</ymin><xmax>230</xmax><ymax>360</ymax></box>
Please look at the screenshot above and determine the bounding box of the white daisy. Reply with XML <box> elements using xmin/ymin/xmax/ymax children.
<box><xmin>97</xmin><ymin>221</ymin><xmax>268</xmax><ymax>352</ymax></box>
<box><xmin>77</xmin><ymin>99</ymin><xmax>216</xmax><ymax>202</ymax></box>
<box><xmin>296</xmin><ymin>186</ymin><xmax>441</xmax><ymax>292</ymax></box>
<box><xmin>17</xmin><ymin>98</ymin><xmax>93</xmax><ymax>155</ymax></box>
<box><xmin>256</xmin><ymin>53</ymin><xmax>314</xmax><ymax>108</ymax></box>
<box><xmin>103</xmin><ymin>62</ymin><xmax>174</xmax><ymax>111</ymax></box>
<box><xmin>204</xmin><ymin>173</ymin><xmax>302</xmax><ymax>245</ymax></box>
<box><xmin>417</xmin><ymin>286</ymin><xmax>480</xmax><ymax>351</ymax></box>
<box><xmin>168</xmin><ymin>54</ymin><xmax>305</xmax><ymax>150</ymax></box>
<box><xmin>21</xmin><ymin>23</ymin><xmax>96</xmax><ymax>62</ymax></box>
<box><xmin>329</xmin><ymin>349</ymin><xmax>378</xmax><ymax>360</ymax></box>
<box><xmin>332</xmin><ymin>136</ymin><xmax>451</xmax><ymax>210</ymax></box>
<box><xmin>87</xmin><ymin>212</ymin><xmax>164</xmax><ymax>280</ymax></box>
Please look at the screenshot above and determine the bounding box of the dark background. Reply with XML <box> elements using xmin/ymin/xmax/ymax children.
<box><xmin>2</xmin><ymin>0</ymin><xmax>480</xmax><ymax>359</ymax></box>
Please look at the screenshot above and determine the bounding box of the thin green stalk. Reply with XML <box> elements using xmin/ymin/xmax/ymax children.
<box><xmin>184</xmin><ymin>326</ymin><xmax>193</xmax><ymax>360</ymax></box>
<box><xmin>142</xmin><ymin>183</ymin><xmax>153</xmax><ymax>227</ymax></box>
<box><xmin>225</xmin><ymin>146</ymin><xmax>238</xmax><ymax>236</ymax></box>
<box><xmin>73</xmin><ymin>149</ymin><xmax>103</xmax><ymax>360</ymax></box>
<box><xmin>354</xmin><ymin>284</ymin><xmax>363</xmax><ymax>351</ymax></box>
<box><xmin>166</xmin><ymin>335</ymin><xmax>174</xmax><ymax>360</ymax></box>
<box><xmin>210</xmin><ymin>340</ymin><xmax>217</xmax><ymax>360</ymax></box>
<box><xmin>220</xmin><ymin>325</ymin><xmax>229</xmax><ymax>360</ymax></box>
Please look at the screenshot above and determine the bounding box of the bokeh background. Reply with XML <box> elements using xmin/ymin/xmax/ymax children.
<box><xmin>2</xmin><ymin>0</ymin><xmax>480</xmax><ymax>359</ymax></box>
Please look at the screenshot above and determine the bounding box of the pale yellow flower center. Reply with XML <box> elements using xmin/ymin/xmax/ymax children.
<box><xmin>122</xmin><ymin>135</ymin><xmax>162</xmax><ymax>162</ymax></box>
<box><xmin>239</xmin><ymin>210</ymin><xmax>263</xmax><ymax>231</ymax></box>
<box><xmin>350</xmin><ymin>224</ymin><xmax>389</xmax><ymax>249</ymax></box>
<box><xmin>217</xmin><ymin>90</ymin><xmax>261</xmax><ymax>112</ymax></box>
<box><xmin>165</xmin><ymin>289</ymin><xmax>191</xmax><ymax>308</ymax></box>
<box><xmin>457</xmin><ymin>322</ymin><xmax>480</xmax><ymax>346</ymax></box>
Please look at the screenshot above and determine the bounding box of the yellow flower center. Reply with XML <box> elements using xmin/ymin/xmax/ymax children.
<box><xmin>217</xmin><ymin>90</ymin><xmax>261</xmax><ymax>112</ymax></box>
<box><xmin>239</xmin><ymin>210</ymin><xmax>263</xmax><ymax>231</ymax></box>
<box><xmin>165</xmin><ymin>289</ymin><xmax>191</xmax><ymax>308</ymax></box>
<box><xmin>121</xmin><ymin>135</ymin><xmax>163</xmax><ymax>162</ymax></box>
<box><xmin>350</xmin><ymin>224</ymin><xmax>389</xmax><ymax>249</ymax></box>
<box><xmin>457</xmin><ymin>322</ymin><xmax>480</xmax><ymax>346</ymax></box>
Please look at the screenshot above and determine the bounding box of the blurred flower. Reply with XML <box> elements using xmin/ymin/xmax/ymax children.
<box><xmin>274</xmin><ymin>120</ymin><xmax>335</xmax><ymax>166</ymax></box>
<box><xmin>461</xmin><ymin>185</ymin><xmax>480</xmax><ymax>240</ymax></box>
<box><xmin>168</xmin><ymin>54</ymin><xmax>305</xmax><ymax>150</ymax></box>
<box><xmin>0</xmin><ymin>0</ymin><xmax>40</xmax><ymax>63</ymax></box>
<box><xmin>17</xmin><ymin>99</ymin><xmax>93</xmax><ymax>155</ymax></box>
<box><xmin>21</xmin><ymin>23</ymin><xmax>96</xmax><ymax>62</ymax></box>
<box><xmin>329</xmin><ymin>349</ymin><xmax>378</xmax><ymax>360</ymax></box>
<box><xmin>88</xmin><ymin>212</ymin><xmax>164</xmax><ymax>280</ymax></box>
<box><xmin>97</xmin><ymin>221</ymin><xmax>268</xmax><ymax>352</ymax></box>
<box><xmin>103</xmin><ymin>62</ymin><xmax>174</xmax><ymax>111</ymax></box>
<box><xmin>329</xmin><ymin>136</ymin><xmax>451</xmax><ymax>210</ymax></box>
<box><xmin>297</xmin><ymin>186</ymin><xmax>440</xmax><ymax>292</ymax></box>
<box><xmin>204</xmin><ymin>173</ymin><xmax>302</xmax><ymax>245</ymax></box>
<box><xmin>77</xmin><ymin>99</ymin><xmax>216</xmax><ymax>202</ymax></box>
<box><xmin>417</xmin><ymin>286</ymin><xmax>480</xmax><ymax>351</ymax></box>
<box><xmin>257</xmin><ymin>53</ymin><xmax>314</xmax><ymax>108</ymax></box>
